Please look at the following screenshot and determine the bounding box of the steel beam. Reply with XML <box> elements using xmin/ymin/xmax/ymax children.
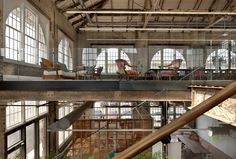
<box><xmin>114</xmin><ymin>80</ymin><xmax>236</xmax><ymax>159</ymax></box>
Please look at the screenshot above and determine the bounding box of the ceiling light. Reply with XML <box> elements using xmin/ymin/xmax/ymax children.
<box><xmin>222</xmin><ymin>32</ymin><xmax>228</xmax><ymax>37</ymax></box>
<box><xmin>79</xmin><ymin>27</ymin><xmax>236</xmax><ymax>32</ymax></box>
<box><xmin>65</xmin><ymin>10</ymin><xmax>236</xmax><ymax>16</ymax></box>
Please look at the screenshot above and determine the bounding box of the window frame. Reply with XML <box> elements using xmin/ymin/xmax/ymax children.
<box><xmin>4</xmin><ymin>5</ymin><xmax>48</xmax><ymax>65</ymax></box>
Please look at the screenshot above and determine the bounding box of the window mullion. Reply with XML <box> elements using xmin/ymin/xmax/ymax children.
<box><xmin>36</xmin><ymin>17</ymin><xmax>39</xmax><ymax>65</ymax></box>
<box><xmin>21</xmin><ymin>6</ymin><xmax>25</xmax><ymax>62</ymax></box>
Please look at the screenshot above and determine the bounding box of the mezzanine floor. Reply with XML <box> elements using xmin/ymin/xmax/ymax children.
<box><xmin>0</xmin><ymin>80</ymin><xmax>233</xmax><ymax>102</ymax></box>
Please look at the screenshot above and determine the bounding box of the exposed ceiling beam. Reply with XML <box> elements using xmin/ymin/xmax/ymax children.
<box><xmin>205</xmin><ymin>17</ymin><xmax>225</xmax><ymax>28</ymax></box>
<box><xmin>111</xmin><ymin>0</ymin><xmax>114</xmax><ymax>29</ymax></box>
<box><xmin>172</xmin><ymin>0</ymin><xmax>182</xmax><ymax>22</ymax></box>
<box><xmin>62</xmin><ymin>0</ymin><xmax>89</xmax><ymax>11</ymax></box>
<box><xmin>187</xmin><ymin>0</ymin><xmax>202</xmax><ymax>23</ymax></box>
<box><xmin>78</xmin><ymin>0</ymin><xmax>92</xmax><ymax>24</ymax></box>
<box><xmin>68</xmin><ymin>0</ymin><xmax>104</xmax><ymax>20</ymax></box>
<box><xmin>86</xmin><ymin>38</ymin><xmax>236</xmax><ymax>42</ymax></box>
<box><xmin>48</xmin><ymin>102</ymin><xmax>94</xmax><ymax>132</ymax></box>
<box><xmin>76</xmin><ymin>0</ymin><xmax>109</xmax><ymax>30</ymax></box>
<box><xmin>79</xmin><ymin>27</ymin><xmax>236</xmax><ymax>32</ymax></box>
<box><xmin>66</xmin><ymin>10</ymin><xmax>236</xmax><ymax>16</ymax></box>
<box><xmin>143</xmin><ymin>0</ymin><xmax>157</xmax><ymax>28</ymax></box>
<box><xmin>55</xmin><ymin>0</ymin><xmax>66</xmax><ymax>5</ymax></box>
<box><xmin>154</xmin><ymin>0</ymin><xmax>164</xmax><ymax>22</ymax></box>
<box><xmin>205</xmin><ymin>0</ymin><xmax>234</xmax><ymax>28</ymax></box>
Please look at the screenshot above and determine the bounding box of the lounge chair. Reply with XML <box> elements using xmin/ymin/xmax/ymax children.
<box><xmin>115</xmin><ymin>59</ymin><xmax>139</xmax><ymax>79</ymax></box>
<box><xmin>159</xmin><ymin>59</ymin><xmax>183</xmax><ymax>80</ymax></box>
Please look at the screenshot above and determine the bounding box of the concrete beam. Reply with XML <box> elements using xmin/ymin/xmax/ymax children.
<box><xmin>48</xmin><ymin>101</ymin><xmax>94</xmax><ymax>132</ymax></box>
<box><xmin>0</xmin><ymin>90</ymin><xmax>191</xmax><ymax>101</ymax></box>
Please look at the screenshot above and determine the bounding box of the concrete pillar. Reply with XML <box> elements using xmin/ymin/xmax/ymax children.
<box><xmin>0</xmin><ymin>102</ymin><xmax>6</xmax><ymax>159</ymax></box>
<box><xmin>48</xmin><ymin>101</ymin><xmax>58</xmax><ymax>155</ymax></box>
<box><xmin>135</xmin><ymin>31</ymin><xmax>149</xmax><ymax>73</ymax></box>
<box><xmin>77</xmin><ymin>32</ymin><xmax>91</xmax><ymax>66</ymax></box>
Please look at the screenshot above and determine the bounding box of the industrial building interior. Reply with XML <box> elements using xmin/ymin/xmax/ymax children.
<box><xmin>0</xmin><ymin>0</ymin><xmax>236</xmax><ymax>159</ymax></box>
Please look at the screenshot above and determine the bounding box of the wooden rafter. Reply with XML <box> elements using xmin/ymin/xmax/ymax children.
<box><xmin>62</xmin><ymin>0</ymin><xmax>89</xmax><ymax>12</ymax></box>
<box><xmin>205</xmin><ymin>0</ymin><xmax>234</xmax><ymax>28</ymax></box>
<box><xmin>68</xmin><ymin>0</ymin><xmax>104</xmax><ymax>20</ymax></box>
<box><xmin>155</xmin><ymin>0</ymin><xmax>164</xmax><ymax>22</ymax></box>
<box><xmin>143</xmin><ymin>0</ymin><xmax>160</xmax><ymax>28</ymax></box>
<box><xmin>55</xmin><ymin>0</ymin><xmax>66</xmax><ymax>5</ymax></box>
<box><xmin>172</xmin><ymin>0</ymin><xmax>182</xmax><ymax>22</ymax></box>
<box><xmin>76</xmin><ymin>0</ymin><xmax>109</xmax><ymax>30</ymax></box>
<box><xmin>187</xmin><ymin>0</ymin><xmax>203</xmax><ymax>23</ymax></box>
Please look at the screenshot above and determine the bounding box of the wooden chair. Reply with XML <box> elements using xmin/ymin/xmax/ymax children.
<box><xmin>40</xmin><ymin>58</ymin><xmax>76</xmax><ymax>80</ymax></box>
<box><xmin>93</xmin><ymin>67</ymin><xmax>103</xmax><ymax>79</ymax></box>
<box><xmin>193</xmin><ymin>67</ymin><xmax>206</xmax><ymax>80</ymax></box>
<box><xmin>40</xmin><ymin>58</ymin><xmax>60</xmax><ymax>79</ymax></box>
<box><xmin>115</xmin><ymin>59</ymin><xmax>139</xmax><ymax>80</ymax></box>
<box><xmin>159</xmin><ymin>59</ymin><xmax>183</xmax><ymax>80</ymax></box>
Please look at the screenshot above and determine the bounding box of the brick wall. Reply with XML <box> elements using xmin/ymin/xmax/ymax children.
<box><xmin>3</xmin><ymin>60</ymin><xmax>42</xmax><ymax>77</ymax></box>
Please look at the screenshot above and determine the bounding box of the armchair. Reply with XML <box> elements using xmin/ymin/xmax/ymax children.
<box><xmin>56</xmin><ymin>62</ymin><xmax>76</xmax><ymax>79</ymax></box>
<box><xmin>159</xmin><ymin>59</ymin><xmax>183</xmax><ymax>80</ymax></box>
<box><xmin>115</xmin><ymin>59</ymin><xmax>139</xmax><ymax>79</ymax></box>
<box><xmin>40</xmin><ymin>58</ymin><xmax>60</xmax><ymax>79</ymax></box>
<box><xmin>40</xmin><ymin>58</ymin><xmax>76</xmax><ymax>80</ymax></box>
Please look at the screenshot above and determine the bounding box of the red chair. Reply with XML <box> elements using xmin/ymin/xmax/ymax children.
<box><xmin>159</xmin><ymin>59</ymin><xmax>183</xmax><ymax>80</ymax></box>
<box><xmin>193</xmin><ymin>67</ymin><xmax>206</xmax><ymax>80</ymax></box>
<box><xmin>115</xmin><ymin>59</ymin><xmax>139</xmax><ymax>79</ymax></box>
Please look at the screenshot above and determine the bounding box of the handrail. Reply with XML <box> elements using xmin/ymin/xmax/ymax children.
<box><xmin>114</xmin><ymin>80</ymin><xmax>236</xmax><ymax>159</ymax></box>
<box><xmin>179</xmin><ymin>66</ymin><xmax>202</xmax><ymax>80</ymax></box>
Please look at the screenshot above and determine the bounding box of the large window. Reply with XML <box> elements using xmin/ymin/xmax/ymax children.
<box><xmin>205</xmin><ymin>49</ymin><xmax>236</xmax><ymax>69</ymax></box>
<box><xmin>5</xmin><ymin>101</ymin><xmax>48</xmax><ymax>159</ymax></box>
<box><xmin>93</xmin><ymin>102</ymin><xmax>132</xmax><ymax>119</ymax></box>
<box><xmin>6</xmin><ymin>102</ymin><xmax>22</xmax><ymax>129</ymax></box>
<box><xmin>58</xmin><ymin>105</ymin><xmax>73</xmax><ymax>146</ymax></box>
<box><xmin>82</xmin><ymin>48</ymin><xmax>97</xmax><ymax>66</ymax></box>
<box><xmin>58</xmin><ymin>39</ymin><xmax>73</xmax><ymax>70</ymax></box>
<box><xmin>5</xmin><ymin>6</ymin><xmax>47</xmax><ymax>64</ymax></box>
<box><xmin>96</xmin><ymin>48</ymin><xmax>131</xmax><ymax>74</ymax></box>
<box><xmin>6</xmin><ymin>101</ymin><xmax>48</xmax><ymax>130</ymax></box>
<box><xmin>151</xmin><ymin>48</ymin><xmax>186</xmax><ymax>69</ymax></box>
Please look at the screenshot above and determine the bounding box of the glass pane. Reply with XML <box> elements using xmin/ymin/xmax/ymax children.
<box><xmin>7</xmin><ymin>130</ymin><xmax>21</xmax><ymax>148</ymax></box>
<box><xmin>39</xmin><ymin>119</ymin><xmax>46</xmax><ymax>159</ymax></box>
<box><xmin>26</xmin><ymin>123</ymin><xmax>35</xmax><ymax>159</ymax></box>
<box><xmin>7</xmin><ymin>148</ymin><xmax>22</xmax><ymax>159</ymax></box>
<box><xmin>25</xmin><ymin>101</ymin><xmax>37</xmax><ymax>120</ymax></box>
<box><xmin>6</xmin><ymin>102</ymin><xmax>22</xmax><ymax>129</ymax></box>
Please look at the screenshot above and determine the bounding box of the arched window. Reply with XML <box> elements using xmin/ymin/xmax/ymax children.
<box><xmin>5</xmin><ymin>7</ymin><xmax>48</xmax><ymax>64</ymax></box>
<box><xmin>58</xmin><ymin>39</ymin><xmax>73</xmax><ymax>70</ymax></box>
<box><xmin>206</xmin><ymin>49</ymin><xmax>230</xmax><ymax>69</ymax></box>
<box><xmin>38</xmin><ymin>25</ymin><xmax>47</xmax><ymax>61</ymax></box>
<box><xmin>150</xmin><ymin>50</ymin><xmax>161</xmax><ymax>69</ymax></box>
<box><xmin>151</xmin><ymin>48</ymin><xmax>186</xmax><ymax>69</ymax></box>
<box><xmin>5</xmin><ymin>8</ymin><xmax>21</xmax><ymax>60</ymax></box>
<box><xmin>96</xmin><ymin>48</ymin><xmax>131</xmax><ymax>74</ymax></box>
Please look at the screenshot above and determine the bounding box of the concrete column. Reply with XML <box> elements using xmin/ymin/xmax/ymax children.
<box><xmin>0</xmin><ymin>102</ymin><xmax>6</xmax><ymax>159</ymax></box>
<box><xmin>135</xmin><ymin>31</ymin><xmax>149</xmax><ymax>72</ymax></box>
<box><xmin>48</xmin><ymin>101</ymin><xmax>58</xmax><ymax>155</ymax></box>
